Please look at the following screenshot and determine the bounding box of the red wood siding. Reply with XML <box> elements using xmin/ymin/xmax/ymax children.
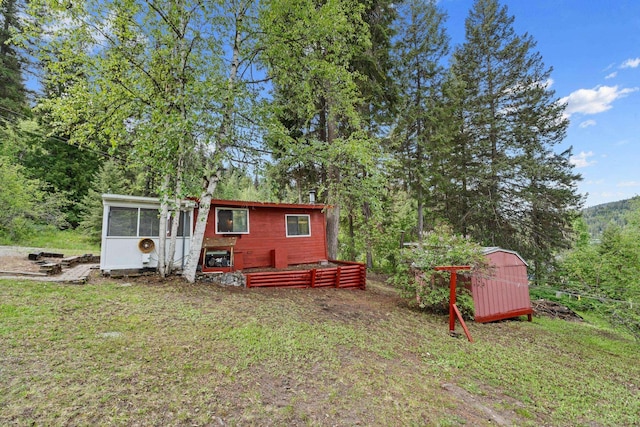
<box><xmin>198</xmin><ymin>201</ymin><xmax>328</xmax><ymax>271</ymax></box>
<box><xmin>471</xmin><ymin>251</ymin><xmax>533</xmax><ymax>323</ymax></box>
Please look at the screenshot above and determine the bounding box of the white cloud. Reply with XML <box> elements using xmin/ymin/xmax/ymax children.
<box><xmin>617</xmin><ymin>181</ymin><xmax>640</xmax><ymax>187</ymax></box>
<box><xmin>605</xmin><ymin>72</ymin><xmax>617</xmax><ymax>79</ymax></box>
<box><xmin>597</xmin><ymin>191</ymin><xmax>628</xmax><ymax>201</ymax></box>
<box><xmin>615</xmin><ymin>139</ymin><xmax>630</xmax><ymax>146</ymax></box>
<box><xmin>579</xmin><ymin>119</ymin><xmax>596</xmax><ymax>128</ymax></box>
<box><xmin>570</xmin><ymin>151</ymin><xmax>596</xmax><ymax>168</ymax></box>
<box><xmin>560</xmin><ymin>85</ymin><xmax>638</xmax><ymax>117</ymax></box>
<box><xmin>621</xmin><ymin>58</ymin><xmax>640</xmax><ymax>68</ymax></box>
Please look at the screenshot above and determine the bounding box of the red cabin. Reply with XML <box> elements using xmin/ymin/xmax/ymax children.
<box><xmin>196</xmin><ymin>199</ymin><xmax>366</xmax><ymax>289</ymax></box>
<box><xmin>198</xmin><ymin>199</ymin><xmax>328</xmax><ymax>272</ymax></box>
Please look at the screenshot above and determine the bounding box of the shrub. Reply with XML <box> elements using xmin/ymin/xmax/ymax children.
<box><xmin>390</xmin><ymin>224</ymin><xmax>488</xmax><ymax>318</ymax></box>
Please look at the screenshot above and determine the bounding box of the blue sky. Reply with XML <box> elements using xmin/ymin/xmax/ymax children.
<box><xmin>440</xmin><ymin>0</ymin><xmax>640</xmax><ymax>207</ymax></box>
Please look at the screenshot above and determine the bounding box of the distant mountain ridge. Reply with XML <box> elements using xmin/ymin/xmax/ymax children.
<box><xmin>582</xmin><ymin>196</ymin><xmax>639</xmax><ymax>239</ymax></box>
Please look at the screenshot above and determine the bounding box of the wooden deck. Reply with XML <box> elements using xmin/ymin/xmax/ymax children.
<box><xmin>244</xmin><ymin>260</ymin><xmax>366</xmax><ymax>290</ymax></box>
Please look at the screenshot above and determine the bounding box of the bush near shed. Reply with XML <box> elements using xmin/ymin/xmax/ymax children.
<box><xmin>390</xmin><ymin>224</ymin><xmax>489</xmax><ymax>318</ymax></box>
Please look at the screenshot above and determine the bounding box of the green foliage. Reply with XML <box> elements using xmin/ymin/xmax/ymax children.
<box><xmin>212</xmin><ymin>168</ymin><xmax>275</xmax><ymax>202</ymax></box>
<box><xmin>446</xmin><ymin>0</ymin><xmax>582</xmax><ymax>280</ymax></box>
<box><xmin>0</xmin><ymin>0</ymin><xmax>29</xmax><ymax>122</ymax></box>
<box><xmin>391</xmin><ymin>0</ymin><xmax>449</xmax><ymax>235</ymax></box>
<box><xmin>390</xmin><ymin>224</ymin><xmax>488</xmax><ymax>317</ymax></box>
<box><xmin>582</xmin><ymin>196</ymin><xmax>639</xmax><ymax>240</ymax></box>
<box><xmin>2</xmin><ymin>228</ymin><xmax>100</xmax><ymax>253</ymax></box>
<box><xmin>12</xmin><ymin>122</ymin><xmax>102</xmax><ymax>226</ymax></box>
<box><xmin>355</xmin><ymin>188</ymin><xmax>417</xmax><ymax>272</ymax></box>
<box><xmin>260</xmin><ymin>0</ymin><xmax>379</xmax><ymax>258</ymax></box>
<box><xmin>0</xmin><ymin>156</ymin><xmax>68</xmax><ymax>242</ymax></box>
<box><xmin>78</xmin><ymin>160</ymin><xmax>129</xmax><ymax>244</ymax></box>
<box><xmin>555</xmin><ymin>201</ymin><xmax>640</xmax><ymax>339</ymax></box>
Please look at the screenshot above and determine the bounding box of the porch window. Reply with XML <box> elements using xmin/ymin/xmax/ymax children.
<box><xmin>286</xmin><ymin>214</ymin><xmax>310</xmax><ymax>237</ymax></box>
<box><xmin>107</xmin><ymin>207</ymin><xmax>138</xmax><ymax>236</ymax></box>
<box><xmin>168</xmin><ymin>210</ymin><xmax>191</xmax><ymax>237</ymax></box>
<box><xmin>216</xmin><ymin>208</ymin><xmax>249</xmax><ymax>234</ymax></box>
<box><xmin>139</xmin><ymin>208</ymin><xmax>160</xmax><ymax>236</ymax></box>
<box><xmin>107</xmin><ymin>207</ymin><xmax>160</xmax><ymax>237</ymax></box>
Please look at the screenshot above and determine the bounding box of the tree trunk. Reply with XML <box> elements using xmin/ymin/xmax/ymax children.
<box><xmin>326</xmin><ymin>202</ymin><xmax>340</xmax><ymax>260</ymax></box>
<box><xmin>325</xmin><ymin>98</ymin><xmax>340</xmax><ymax>260</ymax></box>
<box><xmin>166</xmin><ymin>156</ymin><xmax>184</xmax><ymax>273</ymax></box>
<box><xmin>348</xmin><ymin>211</ymin><xmax>356</xmax><ymax>261</ymax></box>
<box><xmin>363</xmin><ymin>201</ymin><xmax>373</xmax><ymax>269</ymax></box>
<box><xmin>183</xmin><ymin>3</ymin><xmax>245</xmax><ymax>282</ymax></box>
<box><xmin>183</xmin><ymin>170</ymin><xmax>221</xmax><ymax>282</ymax></box>
<box><xmin>157</xmin><ymin>175</ymin><xmax>170</xmax><ymax>277</ymax></box>
<box><xmin>417</xmin><ymin>189</ymin><xmax>424</xmax><ymax>241</ymax></box>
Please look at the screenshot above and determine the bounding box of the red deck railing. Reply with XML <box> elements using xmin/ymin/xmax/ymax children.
<box><xmin>245</xmin><ymin>260</ymin><xmax>366</xmax><ymax>290</ymax></box>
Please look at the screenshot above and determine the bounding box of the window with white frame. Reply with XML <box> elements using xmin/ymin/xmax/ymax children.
<box><xmin>216</xmin><ymin>208</ymin><xmax>249</xmax><ymax>234</ymax></box>
<box><xmin>286</xmin><ymin>214</ymin><xmax>310</xmax><ymax>237</ymax></box>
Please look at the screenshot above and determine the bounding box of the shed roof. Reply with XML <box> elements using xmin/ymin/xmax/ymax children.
<box><xmin>102</xmin><ymin>193</ymin><xmax>196</xmax><ymax>208</ymax></box>
<box><xmin>482</xmin><ymin>247</ymin><xmax>528</xmax><ymax>266</ymax></box>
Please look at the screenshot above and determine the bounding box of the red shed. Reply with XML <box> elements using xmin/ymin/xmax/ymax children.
<box><xmin>197</xmin><ymin>199</ymin><xmax>328</xmax><ymax>272</ymax></box>
<box><xmin>470</xmin><ymin>248</ymin><xmax>533</xmax><ymax>323</ymax></box>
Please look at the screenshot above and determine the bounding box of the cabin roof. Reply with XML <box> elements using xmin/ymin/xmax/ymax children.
<box><xmin>207</xmin><ymin>199</ymin><xmax>326</xmax><ymax>210</ymax></box>
<box><xmin>102</xmin><ymin>194</ymin><xmax>323</xmax><ymax>211</ymax></box>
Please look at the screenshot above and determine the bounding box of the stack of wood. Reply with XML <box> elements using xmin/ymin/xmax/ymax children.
<box><xmin>38</xmin><ymin>263</ymin><xmax>62</xmax><ymax>275</ymax></box>
<box><xmin>532</xmin><ymin>299</ymin><xmax>583</xmax><ymax>321</ymax></box>
<box><xmin>61</xmin><ymin>254</ymin><xmax>99</xmax><ymax>268</ymax></box>
<box><xmin>28</xmin><ymin>252</ymin><xmax>64</xmax><ymax>261</ymax></box>
<box><xmin>27</xmin><ymin>253</ymin><xmax>100</xmax><ymax>276</ymax></box>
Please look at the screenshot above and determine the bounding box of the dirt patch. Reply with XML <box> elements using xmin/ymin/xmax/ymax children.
<box><xmin>0</xmin><ymin>255</ymin><xmax>44</xmax><ymax>274</ymax></box>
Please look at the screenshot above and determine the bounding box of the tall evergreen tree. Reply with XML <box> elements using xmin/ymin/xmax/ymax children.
<box><xmin>78</xmin><ymin>159</ymin><xmax>129</xmax><ymax>243</ymax></box>
<box><xmin>259</xmin><ymin>0</ymin><xmax>376</xmax><ymax>260</ymax></box>
<box><xmin>0</xmin><ymin>0</ymin><xmax>29</xmax><ymax>123</ymax></box>
<box><xmin>449</xmin><ymin>0</ymin><xmax>582</xmax><ymax>278</ymax></box>
<box><xmin>391</xmin><ymin>0</ymin><xmax>449</xmax><ymax>238</ymax></box>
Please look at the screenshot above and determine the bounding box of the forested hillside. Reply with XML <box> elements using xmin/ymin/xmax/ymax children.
<box><xmin>582</xmin><ymin>196</ymin><xmax>640</xmax><ymax>239</ymax></box>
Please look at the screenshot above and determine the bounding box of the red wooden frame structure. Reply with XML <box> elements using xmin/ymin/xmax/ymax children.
<box><xmin>434</xmin><ymin>265</ymin><xmax>473</xmax><ymax>342</ymax></box>
<box><xmin>245</xmin><ymin>260</ymin><xmax>366</xmax><ymax>289</ymax></box>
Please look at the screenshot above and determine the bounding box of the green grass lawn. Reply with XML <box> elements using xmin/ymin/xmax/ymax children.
<box><xmin>0</xmin><ymin>228</ymin><xmax>100</xmax><ymax>255</ymax></box>
<box><xmin>1</xmin><ymin>277</ymin><xmax>638</xmax><ymax>426</ymax></box>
